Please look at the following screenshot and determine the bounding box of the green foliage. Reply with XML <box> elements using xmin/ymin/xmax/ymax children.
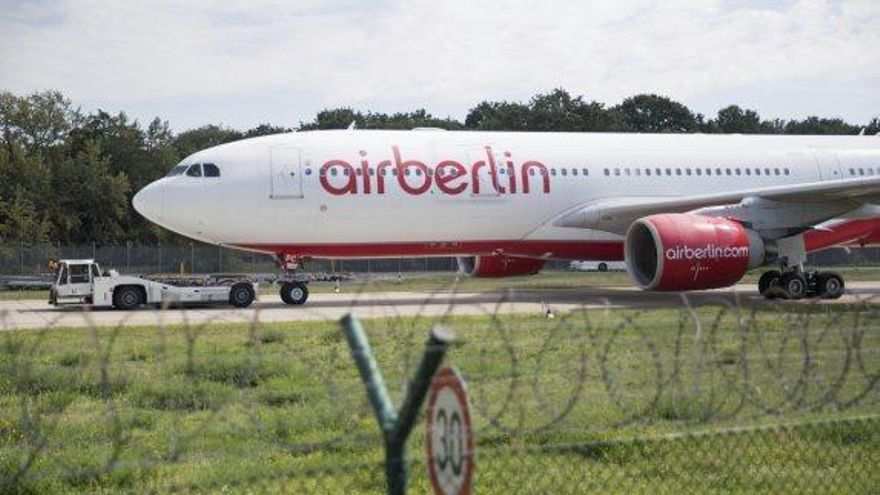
<box><xmin>299</xmin><ymin>107</ymin><xmax>463</xmax><ymax>131</ymax></box>
<box><xmin>783</xmin><ymin>116</ymin><xmax>860</xmax><ymax>135</ymax></box>
<box><xmin>614</xmin><ymin>93</ymin><xmax>701</xmax><ymax>133</ymax></box>
<box><xmin>466</xmin><ymin>89</ymin><xmax>620</xmax><ymax>131</ymax></box>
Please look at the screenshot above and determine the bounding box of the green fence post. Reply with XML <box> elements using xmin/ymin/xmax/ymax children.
<box><xmin>340</xmin><ymin>314</ymin><xmax>455</xmax><ymax>495</ymax></box>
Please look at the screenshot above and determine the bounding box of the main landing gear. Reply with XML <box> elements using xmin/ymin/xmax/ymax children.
<box><xmin>277</xmin><ymin>254</ymin><xmax>310</xmax><ymax>306</ymax></box>
<box><xmin>758</xmin><ymin>268</ymin><xmax>845</xmax><ymax>300</ymax></box>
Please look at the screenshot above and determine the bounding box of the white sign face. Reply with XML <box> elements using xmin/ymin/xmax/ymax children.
<box><xmin>426</xmin><ymin>367</ymin><xmax>474</xmax><ymax>495</ymax></box>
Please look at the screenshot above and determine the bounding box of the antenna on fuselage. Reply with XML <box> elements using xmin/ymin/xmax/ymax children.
<box><xmin>347</xmin><ymin>121</ymin><xmax>357</xmax><ymax>130</ymax></box>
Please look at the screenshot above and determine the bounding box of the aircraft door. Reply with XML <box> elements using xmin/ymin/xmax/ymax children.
<box><xmin>270</xmin><ymin>146</ymin><xmax>303</xmax><ymax>198</ymax></box>
<box><xmin>813</xmin><ymin>149</ymin><xmax>843</xmax><ymax>181</ymax></box>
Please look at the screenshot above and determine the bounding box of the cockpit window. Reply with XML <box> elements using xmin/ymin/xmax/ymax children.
<box><xmin>203</xmin><ymin>163</ymin><xmax>220</xmax><ymax>177</ymax></box>
<box><xmin>186</xmin><ymin>164</ymin><xmax>203</xmax><ymax>177</ymax></box>
<box><xmin>166</xmin><ymin>165</ymin><xmax>188</xmax><ymax>177</ymax></box>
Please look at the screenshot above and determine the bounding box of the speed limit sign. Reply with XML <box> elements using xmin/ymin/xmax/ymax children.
<box><xmin>426</xmin><ymin>366</ymin><xmax>474</xmax><ymax>495</ymax></box>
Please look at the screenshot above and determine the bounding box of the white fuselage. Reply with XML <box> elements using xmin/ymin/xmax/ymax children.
<box><xmin>133</xmin><ymin>130</ymin><xmax>880</xmax><ymax>260</ymax></box>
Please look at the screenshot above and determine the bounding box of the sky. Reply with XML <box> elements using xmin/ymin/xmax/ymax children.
<box><xmin>2</xmin><ymin>0</ymin><xmax>879</xmax><ymax>132</ymax></box>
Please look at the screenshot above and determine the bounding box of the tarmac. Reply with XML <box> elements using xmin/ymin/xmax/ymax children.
<box><xmin>2</xmin><ymin>282</ymin><xmax>880</xmax><ymax>331</ymax></box>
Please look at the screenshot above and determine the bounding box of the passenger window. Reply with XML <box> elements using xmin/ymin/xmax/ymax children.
<box><xmin>330</xmin><ymin>168</ymin><xmax>338</xmax><ymax>176</ymax></box>
<box><xmin>716</xmin><ymin>168</ymin><xmax>722</xmax><ymax>175</ymax></box>
<box><xmin>551</xmin><ymin>169</ymin><xmax>557</xmax><ymax>176</ymax></box>
<box><xmin>784</xmin><ymin>168</ymin><xmax>790</xmax><ymax>175</ymax></box>
<box><xmin>203</xmin><ymin>163</ymin><xmax>220</xmax><ymax>177</ymax></box>
<box><xmin>614</xmin><ymin>169</ymin><xmax>620</xmax><ymax>176</ymax></box>
<box><xmin>604</xmin><ymin>168</ymin><xmax>610</xmax><ymax>176</ymax></box>
<box><xmin>645</xmin><ymin>168</ymin><xmax>652</xmax><ymax>176</ymax></box>
<box><xmin>685</xmin><ymin>168</ymin><xmax>692</xmax><ymax>176</ymax></box>
<box><xmin>635</xmin><ymin>168</ymin><xmax>641</xmax><ymax>176</ymax></box>
<box><xmin>755</xmin><ymin>168</ymin><xmax>761</xmax><ymax>175</ymax></box>
<box><xmin>675</xmin><ymin>168</ymin><xmax>682</xmax><ymax>176</ymax></box>
<box><xmin>745</xmin><ymin>168</ymin><xmax>751</xmax><ymax>175</ymax></box>
<box><xmin>625</xmin><ymin>168</ymin><xmax>631</xmax><ymax>176</ymax></box>
<box><xmin>764</xmin><ymin>168</ymin><xmax>770</xmax><ymax>175</ymax></box>
<box><xmin>186</xmin><ymin>164</ymin><xmax>203</xmax><ymax>177</ymax></box>
<box><xmin>529</xmin><ymin>169</ymin><xmax>536</xmax><ymax>176</ymax></box>
<box><xmin>850</xmin><ymin>168</ymin><xmax>856</xmax><ymax>175</ymax></box>
<box><xmin>561</xmin><ymin>169</ymin><xmax>567</xmax><ymax>176</ymax></box>
<box><xmin>726</xmin><ymin>169</ymin><xmax>732</xmax><ymax>175</ymax></box>
<box><xmin>696</xmin><ymin>169</ymin><xmax>702</xmax><ymax>176</ymax></box>
<box><xmin>859</xmin><ymin>168</ymin><xmax>865</xmax><ymax>176</ymax></box>
<box><xmin>706</xmin><ymin>168</ymin><xmax>712</xmax><ymax>176</ymax></box>
<box><xmin>582</xmin><ymin>168</ymin><xmax>589</xmax><ymax>176</ymax></box>
<box><xmin>774</xmin><ymin>168</ymin><xmax>780</xmax><ymax>175</ymax></box>
<box><xmin>665</xmin><ymin>168</ymin><xmax>672</xmax><ymax>176</ymax></box>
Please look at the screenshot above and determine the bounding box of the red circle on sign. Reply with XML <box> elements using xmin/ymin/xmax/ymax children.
<box><xmin>426</xmin><ymin>366</ymin><xmax>474</xmax><ymax>495</ymax></box>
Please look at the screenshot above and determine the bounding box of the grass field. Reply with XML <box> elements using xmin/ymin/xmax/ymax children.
<box><xmin>3</xmin><ymin>265</ymin><xmax>880</xmax><ymax>301</ymax></box>
<box><xmin>1</xmin><ymin>301</ymin><xmax>878</xmax><ymax>493</ymax></box>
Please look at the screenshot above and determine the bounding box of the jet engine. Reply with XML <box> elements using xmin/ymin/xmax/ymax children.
<box><xmin>625</xmin><ymin>214</ymin><xmax>765</xmax><ymax>291</ymax></box>
<box><xmin>457</xmin><ymin>254</ymin><xmax>545</xmax><ymax>278</ymax></box>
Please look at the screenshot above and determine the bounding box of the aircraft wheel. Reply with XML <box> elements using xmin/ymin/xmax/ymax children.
<box><xmin>781</xmin><ymin>272</ymin><xmax>807</xmax><ymax>300</ymax></box>
<box><xmin>758</xmin><ymin>270</ymin><xmax>782</xmax><ymax>299</ymax></box>
<box><xmin>598</xmin><ymin>262</ymin><xmax>608</xmax><ymax>272</ymax></box>
<box><xmin>229</xmin><ymin>282</ymin><xmax>255</xmax><ymax>308</ymax></box>
<box><xmin>281</xmin><ymin>282</ymin><xmax>309</xmax><ymax>305</ymax></box>
<box><xmin>817</xmin><ymin>272</ymin><xmax>845</xmax><ymax>299</ymax></box>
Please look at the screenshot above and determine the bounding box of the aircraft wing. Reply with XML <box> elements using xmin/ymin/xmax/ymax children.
<box><xmin>554</xmin><ymin>176</ymin><xmax>880</xmax><ymax>235</ymax></box>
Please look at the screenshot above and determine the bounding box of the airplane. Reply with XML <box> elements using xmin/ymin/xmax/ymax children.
<box><xmin>132</xmin><ymin>129</ymin><xmax>880</xmax><ymax>305</ymax></box>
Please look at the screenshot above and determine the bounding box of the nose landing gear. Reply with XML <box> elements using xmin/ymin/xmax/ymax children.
<box><xmin>758</xmin><ymin>268</ymin><xmax>844</xmax><ymax>300</ymax></box>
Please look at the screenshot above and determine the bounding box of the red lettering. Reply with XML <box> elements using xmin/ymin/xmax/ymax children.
<box><xmin>504</xmin><ymin>151</ymin><xmax>516</xmax><ymax>194</ymax></box>
<box><xmin>471</xmin><ymin>160</ymin><xmax>486</xmax><ymax>195</ymax></box>
<box><xmin>436</xmin><ymin>160</ymin><xmax>468</xmax><ymax>195</ymax></box>
<box><xmin>320</xmin><ymin>160</ymin><xmax>358</xmax><ymax>195</ymax></box>
<box><xmin>376</xmin><ymin>160</ymin><xmax>392</xmax><ymax>194</ymax></box>
<box><xmin>484</xmin><ymin>146</ymin><xmax>503</xmax><ymax>193</ymax></box>
<box><xmin>393</xmin><ymin>145</ymin><xmax>432</xmax><ymax>195</ymax></box>
<box><xmin>316</xmin><ymin>145</ymin><xmax>551</xmax><ymax>197</ymax></box>
<box><xmin>359</xmin><ymin>150</ymin><xmax>371</xmax><ymax>194</ymax></box>
<box><xmin>521</xmin><ymin>161</ymin><xmax>550</xmax><ymax>194</ymax></box>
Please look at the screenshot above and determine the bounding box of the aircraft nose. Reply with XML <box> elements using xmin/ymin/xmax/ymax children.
<box><xmin>133</xmin><ymin>180</ymin><xmax>164</xmax><ymax>222</ymax></box>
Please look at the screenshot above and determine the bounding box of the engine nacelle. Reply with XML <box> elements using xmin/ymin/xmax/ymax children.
<box><xmin>457</xmin><ymin>255</ymin><xmax>545</xmax><ymax>278</ymax></box>
<box><xmin>625</xmin><ymin>214</ymin><xmax>765</xmax><ymax>291</ymax></box>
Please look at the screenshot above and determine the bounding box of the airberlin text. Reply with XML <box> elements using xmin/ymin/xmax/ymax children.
<box><xmin>319</xmin><ymin>145</ymin><xmax>550</xmax><ymax>196</ymax></box>
<box><xmin>665</xmin><ymin>244</ymin><xmax>749</xmax><ymax>260</ymax></box>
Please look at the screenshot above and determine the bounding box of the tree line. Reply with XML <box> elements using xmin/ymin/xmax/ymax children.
<box><xmin>1</xmin><ymin>89</ymin><xmax>877</xmax><ymax>245</ymax></box>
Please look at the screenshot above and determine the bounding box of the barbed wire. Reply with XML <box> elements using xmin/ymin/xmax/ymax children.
<box><xmin>0</xmin><ymin>282</ymin><xmax>878</xmax><ymax>493</ymax></box>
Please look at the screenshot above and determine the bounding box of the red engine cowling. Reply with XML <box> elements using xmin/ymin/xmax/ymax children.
<box><xmin>625</xmin><ymin>214</ymin><xmax>764</xmax><ymax>291</ymax></box>
<box><xmin>457</xmin><ymin>255</ymin><xmax>545</xmax><ymax>278</ymax></box>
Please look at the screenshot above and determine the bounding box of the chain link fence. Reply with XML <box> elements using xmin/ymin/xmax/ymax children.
<box><xmin>2</xmin><ymin>243</ymin><xmax>879</xmax><ymax>277</ymax></box>
<box><xmin>1</xmin><ymin>283</ymin><xmax>879</xmax><ymax>493</ymax></box>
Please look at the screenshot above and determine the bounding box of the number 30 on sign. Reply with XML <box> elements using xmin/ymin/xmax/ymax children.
<box><xmin>426</xmin><ymin>366</ymin><xmax>474</xmax><ymax>495</ymax></box>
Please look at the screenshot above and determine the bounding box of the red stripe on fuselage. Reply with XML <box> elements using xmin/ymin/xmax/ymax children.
<box><xmin>234</xmin><ymin>240</ymin><xmax>625</xmax><ymax>260</ymax></box>
<box><xmin>235</xmin><ymin>218</ymin><xmax>880</xmax><ymax>261</ymax></box>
